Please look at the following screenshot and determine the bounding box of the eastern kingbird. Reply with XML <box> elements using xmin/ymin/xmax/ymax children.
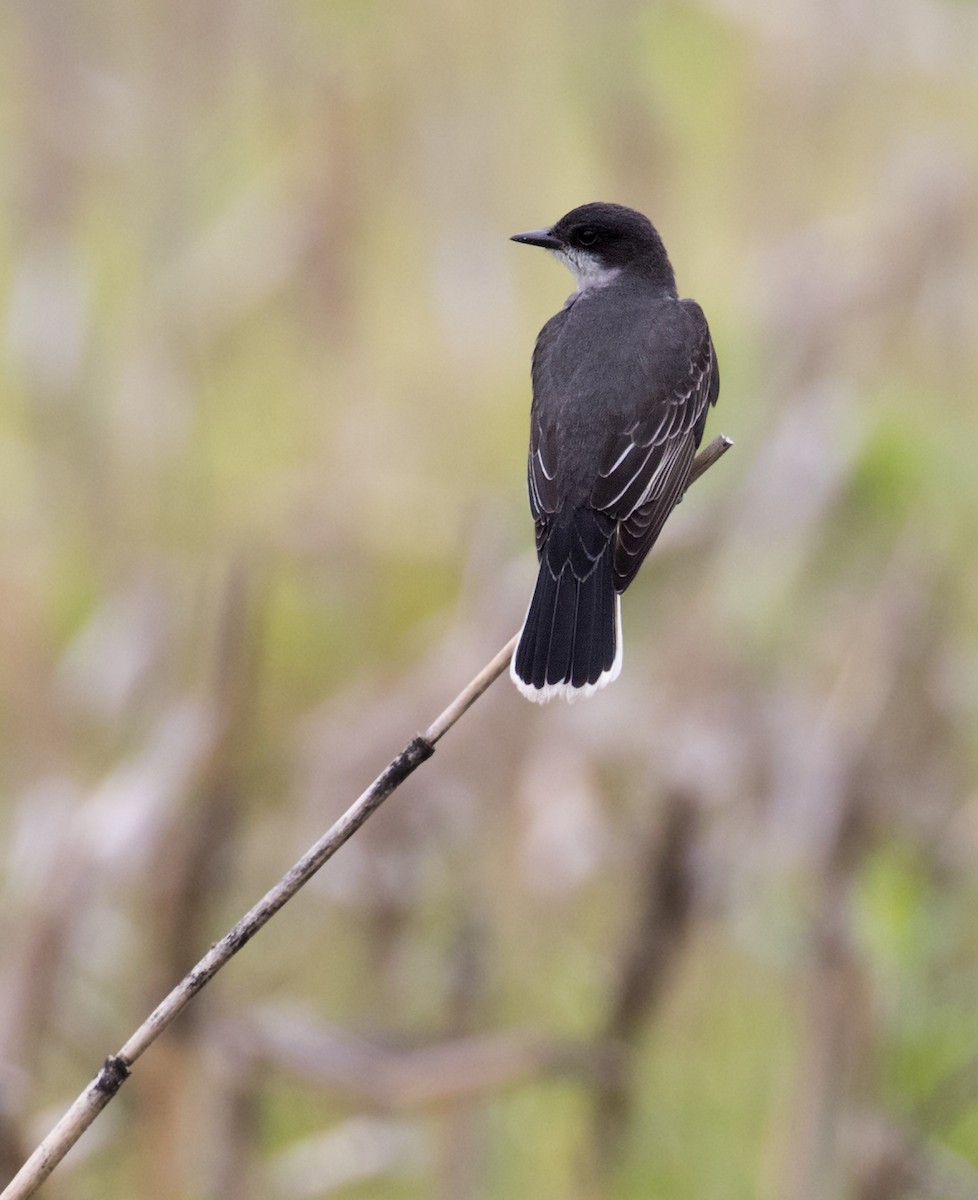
<box><xmin>509</xmin><ymin>202</ymin><xmax>720</xmax><ymax>702</ymax></box>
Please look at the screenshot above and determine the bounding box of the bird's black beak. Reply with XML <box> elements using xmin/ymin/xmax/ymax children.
<box><xmin>510</xmin><ymin>227</ymin><xmax>561</xmax><ymax>250</ymax></box>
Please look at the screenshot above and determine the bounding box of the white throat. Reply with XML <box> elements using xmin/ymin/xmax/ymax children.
<box><xmin>551</xmin><ymin>247</ymin><xmax>621</xmax><ymax>293</ymax></box>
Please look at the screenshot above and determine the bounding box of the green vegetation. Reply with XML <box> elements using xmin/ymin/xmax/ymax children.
<box><xmin>1</xmin><ymin>1</ymin><xmax>977</xmax><ymax>1196</ymax></box>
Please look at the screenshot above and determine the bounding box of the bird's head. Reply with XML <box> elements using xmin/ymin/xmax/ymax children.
<box><xmin>511</xmin><ymin>202</ymin><xmax>676</xmax><ymax>295</ymax></box>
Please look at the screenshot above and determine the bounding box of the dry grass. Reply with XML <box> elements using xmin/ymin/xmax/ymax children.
<box><xmin>1</xmin><ymin>1</ymin><xmax>978</xmax><ymax>1197</ymax></box>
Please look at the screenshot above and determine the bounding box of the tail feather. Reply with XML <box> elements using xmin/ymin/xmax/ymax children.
<box><xmin>569</xmin><ymin>552</ymin><xmax>598</xmax><ymax>689</ymax></box>
<box><xmin>511</xmin><ymin>510</ymin><xmax>622</xmax><ymax>703</ymax></box>
<box><xmin>542</xmin><ymin>568</ymin><xmax>576</xmax><ymax>685</ymax></box>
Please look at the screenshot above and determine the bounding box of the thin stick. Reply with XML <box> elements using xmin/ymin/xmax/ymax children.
<box><xmin>0</xmin><ymin>434</ymin><xmax>731</xmax><ymax>1200</ymax></box>
<box><xmin>687</xmin><ymin>433</ymin><xmax>733</xmax><ymax>487</ymax></box>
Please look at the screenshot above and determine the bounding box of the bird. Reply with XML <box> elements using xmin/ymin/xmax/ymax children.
<box><xmin>509</xmin><ymin>202</ymin><xmax>720</xmax><ymax>703</ymax></box>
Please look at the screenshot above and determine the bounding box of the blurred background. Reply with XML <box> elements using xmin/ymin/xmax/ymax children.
<box><xmin>2</xmin><ymin>1</ymin><xmax>978</xmax><ymax>1197</ymax></box>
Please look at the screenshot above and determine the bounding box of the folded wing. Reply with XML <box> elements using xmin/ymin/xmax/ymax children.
<box><xmin>591</xmin><ymin>324</ymin><xmax>718</xmax><ymax>590</ymax></box>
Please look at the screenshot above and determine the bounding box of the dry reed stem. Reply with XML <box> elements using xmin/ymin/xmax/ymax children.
<box><xmin>0</xmin><ymin>434</ymin><xmax>732</xmax><ymax>1200</ymax></box>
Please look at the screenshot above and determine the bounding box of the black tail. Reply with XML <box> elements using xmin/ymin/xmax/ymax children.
<box><xmin>511</xmin><ymin>509</ymin><xmax>622</xmax><ymax>703</ymax></box>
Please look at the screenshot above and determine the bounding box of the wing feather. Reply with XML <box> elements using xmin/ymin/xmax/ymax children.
<box><xmin>593</xmin><ymin>328</ymin><xmax>718</xmax><ymax>590</ymax></box>
<box><xmin>528</xmin><ymin>415</ymin><xmax>560</xmax><ymax>523</ymax></box>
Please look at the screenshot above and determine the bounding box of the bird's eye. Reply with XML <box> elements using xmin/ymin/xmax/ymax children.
<box><xmin>577</xmin><ymin>228</ymin><xmax>598</xmax><ymax>247</ymax></box>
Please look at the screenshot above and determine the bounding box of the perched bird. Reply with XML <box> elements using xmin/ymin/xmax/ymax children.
<box><xmin>509</xmin><ymin>202</ymin><xmax>719</xmax><ymax>702</ymax></box>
